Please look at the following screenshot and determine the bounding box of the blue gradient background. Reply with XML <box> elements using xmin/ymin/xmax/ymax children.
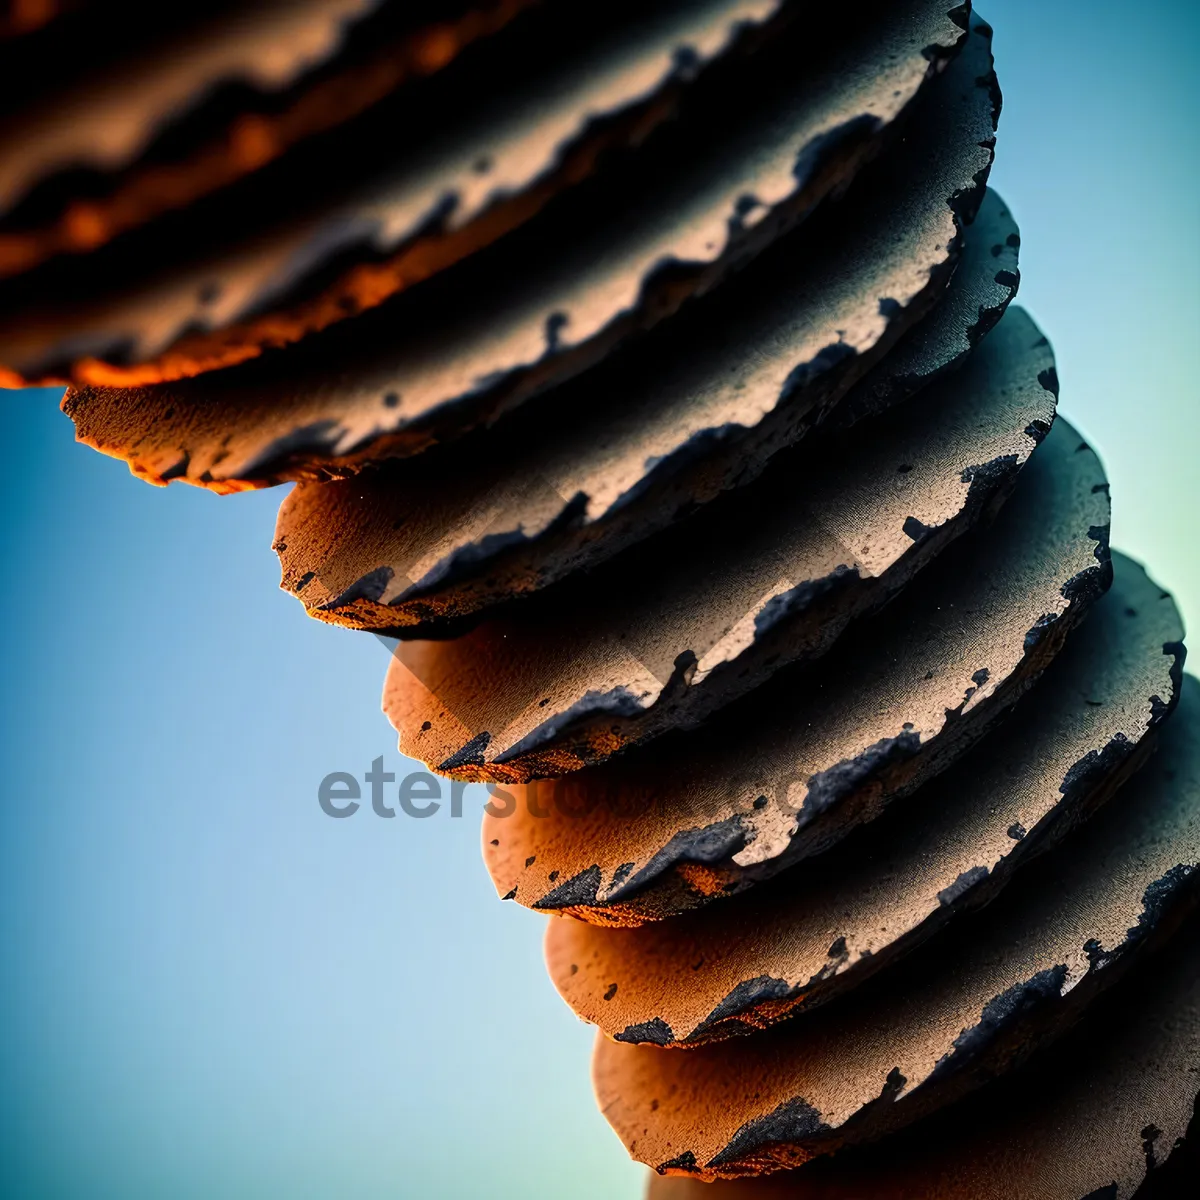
<box><xmin>1</xmin><ymin>3</ymin><xmax>1197</xmax><ymax>1196</ymax></box>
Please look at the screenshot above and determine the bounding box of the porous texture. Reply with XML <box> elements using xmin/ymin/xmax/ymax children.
<box><xmin>549</xmin><ymin>552</ymin><xmax>1184</xmax><ymax>1045</ymax></box>
<box><xmin>61</xmin><ymin>0</ymin><xmax>968</xmax><ymax>484</ymax></box>
<box><xmin>483</xmin><ymin>414</ymin><xmax>1110</xmax><ymax>920</ymax></box>
<box><xmin>18</xmin><ymin>3</ymin><xmax>1198</xmax><ymax>1191</ymax></box>
<box><xmin>644</xmin><ymin>912</ymin><xmax>1200</xmax><ymax>1197</ymax></box>
<box><xmin>273</xmin><ymin>30</ymin><xmax>1006</xmax><ymax>635</ymax></box>
<box><xmin>594</xmin><ymin>677</ymin><xmax>1200</xmax><ymax>1178</ymax></box>
<box><xmin>2</xmin><ymin>1</ymin><xmax>788</xmax><ymax>377</ymax></box>
<box><xmin>385</xmin><ymin>305</ymin><xmax>1052</xmax><ymax>780</ymax></box>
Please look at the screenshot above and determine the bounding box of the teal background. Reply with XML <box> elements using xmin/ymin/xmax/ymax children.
<box><xmin>1</xmin><ymin>2</ymin><xmax>1197</xmax><ymax>1196</ymax></box>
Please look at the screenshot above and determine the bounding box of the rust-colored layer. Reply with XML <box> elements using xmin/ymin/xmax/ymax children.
<box><xmin>547</xmin><ymin>553</ymin><xmax>1184</xmax><ymax>1044</ymax></box>
<box><xmin>59</xmin><ymin>0</ymin><xmax>970</xmax><ymax>481</ymax></box>
<box><xmin>0</xmin><ymin>0</ymin><xmax>537</xmax><ymax>280</ymax></box>
<box><xmin>0</xmin><ymin>0</ymin><xmax>71</xmax><ymax>38</ymax></box>
<box><xmin>1</xmin><ymin>0</ymin><xmax>793</xmax><ymax>386</ymax></box>
<box><xmin>383</xmin><ymin>306</ymin><xmax>1053</xmax><ymax>781</ymax></box>
<box><xmin>594</xmin><ymin>680</ymin><xmax>1200</xmax><ymax>1177</ymax></box>
<box><xmin>644</xmin><ymin>915</ymin><xmax>1200</xmax><ymax>1198</ymax></box>
<box><xmin>274</xmin><ymin>35</ymin><xmax>1008</xmax><ymax>636</ymax></box>
<box><xmin>481</xmin><ymin>415</ymin><xmax>1110</xmax><ymax>922</ymax></box>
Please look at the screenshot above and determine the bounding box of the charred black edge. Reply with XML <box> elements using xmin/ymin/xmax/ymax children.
<box><xmin>667</xmin><ymin>860</ymin><xmax>1200</xmax><ymax>1178</ymax></box>
<box><xmin>409</xmin><ymin>282</ymin><xmax>1028</xmax><ymax>779</ymax></box>
<box><xmin>534</xmin><ymin>491</ymin><xmax>1111</xmax><ymax>926</ymax></box>
<box><xmin>289</xmin><ymin>12</ymin><xmax>994</xmax><ymax>640</ymax></box>
<box><xmin>494</xmin><ymin>437</ymin><xmax>1027</xmax><ymax>776</ymax></box>
<box><xmin>0</xmin><ymin>1</ymin><xmax>520</xmax><ymax>233</ymax></box>
<box><xmin>532</xmin><ymin>816</ymin><xmax>747</xmax><ymax>913</ymax></box>
<box><xmin>1135</xmin><ymin>1088</ymin><xmax>1200</xmax><ymax>1198</ymax></box>
<box><xmin>825</xmin><ymin>207</ymin><xmax>1021</xmax><ymax>431</ymax></box>
<box><xmin>207</xmin><ymin>0</ymin><xmax>973</xmax><ymax>488</ymax></box>
<box><xmin>642</xmin><ymin>653</ymin><xmax>1178</xmax><ymax>1047</ymax></box>
<box><xmin>205</xmin><ymin>0</ymin><xmax>811</xmax><ymax>329</ymax></box>
<box><xmin>613</xmin><ymin>1016</ymin><xmax>675</xmax><ymax>1046</ymax></box>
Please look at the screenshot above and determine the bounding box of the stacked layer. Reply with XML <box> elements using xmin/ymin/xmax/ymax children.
<box><xmin>8</xmin><ymin>2</ymin><xmax>1195</xmax><ymax>1194</ymax></box>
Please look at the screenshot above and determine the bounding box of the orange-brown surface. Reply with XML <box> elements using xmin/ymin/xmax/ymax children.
<box><xmin>547</xmin><ymin>553</ymin><xmax>1183</xmax><ymax>1044</ymax></box>
<box><xmin>56</xmin><ymin>0</ymin><xmax>967</xmax><ymax>479</ymax></box>
<box><xmin>12</xmin><ymin>3</ymin><xmax>1197</xmax><ymax>1192</ymax></box>
<box><xmin>0</xmin><ymin>0</ymin><xmax>538</xmax><ymax>280</ymax></box>
<box><xmin>0</xmin><ymin>0</ymin><xmax>68</xmax><ymax>37</ymax></box>
<box><xmin>273</xmin><ymin>29</ymin><xmax>1008</xmax><ymax>638</ymax></box>
<box><xmin>481</xmin><ymin>415</ymin><xmax>1109</xmax><ymax>919</ymax></box>
<box><xmin>3</xmin><ymin>0</ymin><xmax>791</xmax><ymax>389</ymax></box>
<box><xmin>381</xmin><ymin>307</ymin><xmax>1054</xmax><ymax>781</ymax></box>
<box><xmin>594</xmin><ymin>682</ymin><xmax>1200</xmax><ymax>1176</ymax></box>
<box><xmin>644</xmin><ymin>916</ymin><xmax>1200</xmax><ymax>1197</ymax></box>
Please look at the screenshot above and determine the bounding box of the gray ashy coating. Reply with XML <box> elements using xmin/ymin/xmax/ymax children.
<box><xmin>547</xmin><ymin>552</ymin><xmax>1184</xmax><ymax>1045</ymax></box>
<box><xmin>273</xmin><ymin>20</ymin><xmax>1007</xmax><ymax>637</ymax></box>
<box><xmin>61</xmin><ymin>0</ymin><xmax>970</xmax><ymax>485</ymax></box>
<box><xmin>384</xmin><ymin>304</ymin><xmax>1053</xmax><ymax>782</ymax></box>
<box><xmin>482</xmin><ymin>413</ymin><xmax>1111</xmax><ymax>923</ymax></box>
<box><xmin>0</xmin><ymin>0</ymin><xmax>388</xmax><ymax>218</ymax></box>
<box><xmin>594</xmin><ymin>676</ymin><xmax>1200</xmax><ymax>1179</ymax></box>
<box><xmin>827</xmin><ymin>186</ymin><xmax>1020</xmax><ymax>429</ymax></box>
<box><xmin>0</xmin><ymin>0</ymin><xmax>795</xmax><ymax>377</ymax></box>
<box><xmin>643</xmin><ymin>914</ymin><xmax>1200</xmax><ymax>1198</ymax></box>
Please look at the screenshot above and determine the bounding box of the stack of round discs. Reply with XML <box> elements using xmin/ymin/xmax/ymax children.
<box><xmin>7</xmin><ymin>2</ymin><xmax>1196</xmax><ymax>1193</ymax></box>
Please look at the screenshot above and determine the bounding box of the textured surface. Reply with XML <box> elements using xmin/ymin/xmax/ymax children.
<box><xmin>0</xmin><ymin>0</ymin><xmax>793</xmax><ymax>381</ymax></box>
<box><xmin>644</xmin><ymin>915</ymin><xmax>1200</xmax><ymax>1198</ymax></box>
<box><xmin>274</xmin><ymin>31</ymin><xmax>1006</xmax><ymax>636</ymax></box>
<box><xmin>384</xmin><ymin>304</ymin><xmax>1053</xmax><ymax>780</ymax></box>
<box><xmin>0</xmin><ymin>0</ymin><xmax>377</xmax><ymax>213</ymax></box>
<box><xmin>594</xmin><ymin>678</ymin><xmax>1200</xmax><ymax>1178</ymax></box>
<box><xmin>0</xmin><ymin>0</ymin><xmax>537</xmax><ymax>287</ymax></box>
<box><xmin>482</xmin><ymin>414</ymin><xmax>1110</xmax><ymax>921</ymax></box>
<box><xmin>60</xmin><ymin>0</ymin><xmax>969</xmax><ymax>483</ymax></box>
<box><xmin>5</xmin><ymin>1</ymin><xmax>1200</xmax><ymax>1197</ymax></box>
<box><xmin>547</xmin><ymin>552</ymin><xmax>1184</xmax><ymax>1044</ymax></box>
<box><xmin>828</xmin><ymin>186</ymin><xmax>1020</xmax><ymax>429</ymax></box>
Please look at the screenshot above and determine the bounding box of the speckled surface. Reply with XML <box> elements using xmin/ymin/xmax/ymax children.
<box><xmin>9</xmin><ymin>4</ymin><xmax>1197</xmax><ymax>1193</ymax></box>
<box><xmin>0</xmin><ymin>0</ymin><xmax>787</xmax><ymax>379</ymax></box>
<box><xmin>482</xmin><ymin>413</ymin><xmax>1110</xmax><ymax>920</ymax></box>
<box><xmin>644</xmin><ymin>914</ymin><xmax>1200</xmax><ymax>1197</ymax></box>
<box><xmin>382</xmin><ymin>305</ymin><xmax>1054</xmax><ymax>780</ymax></box>
<box><xmin>272</xmin><ymin>29</ymin><xmax>1007</xmax><ymax>636</ymax></box>
<box><xmin>828</xmin><ymin>185</ymin><xmax>1020</xmax><ymax>430</ymax></box>
<box><xmin>595</xmin><ymin>677</ymin><xmax>1200</xmax><ymax>1178</ymax></box>
<box><xmin>59</xmin><ymin>0</ymin><xmax>969</xmax><ymax>482</ymax></box>
<box><xmin>548</xmin><ymin>553</ymin><xmax>1184</xmax><ymax>1044</ymax></box>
